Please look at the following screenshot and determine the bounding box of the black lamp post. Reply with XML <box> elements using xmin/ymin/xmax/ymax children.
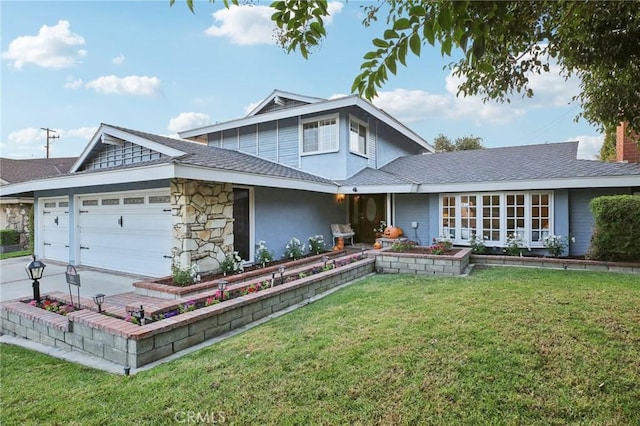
<box><xmin>131</xmin><ymin>305</ymin><xmax>145</xmax><ymax>325</ymax></box>
<box><xmin>217</xmin><ymin>280</ymin><xmax>228</xmax><ymax>302</ymax></box>
<box><xmin>25</xmin><ymin>257</ymin><xmax>46</xmax><ymax>303</ymax></box>
<box><xmin>322</xmin><ymin>255</ymin><xmax>329</xmax><ymax>268</ymax></box>
<box><xmin>93</xmin><ymin>293</ymin><xmax>106</xmax><ymax>313</ymax></box>
<box><xmin>278</xmin><ymin>266</ymin><xmax>285</xmax><ymax>285</ymax></box>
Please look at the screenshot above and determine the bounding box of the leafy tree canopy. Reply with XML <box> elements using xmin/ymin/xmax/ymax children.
<box><xmin>433</xmin><ymin>134</ymin><xmax>483</xmax><ymax>152</ymax></box>
<box><xmin>172</xmin><ymin>1</ymin><xmax>640</xmax><ymax>134</ymax></box>
<box><xmin>598</xmin><ymin>125</ymin><xmax>617</xmax><ymax>162</ymax></box>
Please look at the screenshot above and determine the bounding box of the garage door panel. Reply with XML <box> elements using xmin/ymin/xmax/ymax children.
<box><xmin>40</xmin><ymin>198</ymin><xmax>69</xmax><ymax>263</ymax></box>
<box><xmin>77</xmin><ymin>192</ymin><xmax>171</xmax><ymax>277</ymax></box>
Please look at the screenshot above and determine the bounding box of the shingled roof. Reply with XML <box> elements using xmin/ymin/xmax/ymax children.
<box><xmin>379</xmin><ymin>142</ymin><xmax>640</xmax><ymax>185</ymax></box>
<box><xmin>0</xmin><ymin>157</ymin><xmax>77</xmax><ymax>184</ymax></box>
<box><xmin>79</xmin><ymin>124</ymin><xmax>336</xmax><ymax>185</ymax></box>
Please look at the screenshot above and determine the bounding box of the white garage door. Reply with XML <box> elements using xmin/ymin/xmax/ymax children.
<box><xmin>77</xmin><ymin>191</ymin><xmax>172</xmax><ymax>277</ymax></box>
<box><xmin>40</xmin><ymin>197</ymin><xmax>70</xmax><ymax>262</ymax></box>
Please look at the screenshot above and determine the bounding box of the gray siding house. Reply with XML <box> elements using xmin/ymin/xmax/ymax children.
<box><xmin>1</xmin><ymin>89</ymin><xmax>639</xmax><ymax>277</ymax></box>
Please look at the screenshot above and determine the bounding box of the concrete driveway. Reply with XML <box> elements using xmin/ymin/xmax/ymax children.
<box><xmin>0</xmin><ymin>256</ymin><xmax>150</xmax><ymax>302</ymax></box>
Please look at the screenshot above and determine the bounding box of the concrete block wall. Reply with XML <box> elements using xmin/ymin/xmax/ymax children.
<box><xmin>1</xmin><ymin>257</ymin><xmax>375</xmax><ymax>369</ymax></box>
<box><xmin>374</xmin><ymin>248</ymin><xmax>472</xmax><ymax>276</ymax></box>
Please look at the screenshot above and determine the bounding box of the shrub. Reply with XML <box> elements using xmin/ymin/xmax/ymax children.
<box><xmin>284</xmin><ymin>237</ymin><xmax>305</xmax><ymax>260</ymax></box>
<box><xmin>220</xmin><ymin>251</ymin><xmax>244</xmax><ymax>275</ymax></box>
<box><xmin>171</xmin><ymin>259</ymin><xmax>201</xmax><ymax>286</ymax></box>
<box><xmin>504</xmin><ymin>234</ymin><xmax>526</xmax><ymax>256</ymax></box>
<box><xmin>468</xmin><ymin>233</ymin><xmax>486</xmax><ymax>254</ymax></box>
<box><xmin>588</xmin><ymin>195</ymin><xmax>640</xmax><ymax>262</ymax></box>
<box><xmin>0</xmin><ymin>229</ymin><xmax>19</xmax><ymax>246</ymax></box>
<box><xmin>308</xmin><ymin>235</ymin><xmax>325</xmax><ymax>255</ymax></box>
<box><xmin>542</xmin><ymin>234</ymin><xmax>569</xmax><ymax>258</ymax></box>
<box><xmin>256</xmin><ymin>241</ymin><xmax>274</xmax><ymax>266</ymax></box>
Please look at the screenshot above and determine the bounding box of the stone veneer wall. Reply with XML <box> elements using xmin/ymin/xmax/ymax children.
<box><xmin>1</xmin><ymin>203</ymin><xmax>32</xmax><ymax>248</ymax></box>
<box><xmin>171</xmin><ymin>179</ymin><xmax>234</xmax><ymax>274</ymax></box>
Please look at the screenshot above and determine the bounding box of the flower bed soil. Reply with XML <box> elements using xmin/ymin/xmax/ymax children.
<box><xmin>390</xmin><ymin>247</ymin><xmax>462</xmax><ymax>256</ymax></box>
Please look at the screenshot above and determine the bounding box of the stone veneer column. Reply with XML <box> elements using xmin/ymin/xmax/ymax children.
<box><xmin>170</xmin><ymin>179</ymin><xmax>234</xmax><ymax>274</ymax></box>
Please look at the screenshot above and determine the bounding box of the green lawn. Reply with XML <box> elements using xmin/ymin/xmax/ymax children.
<box><xmin>0</xmin><ymin>249</ymin><xmax>31</xmax><ymax>260</ymax></box>
<box><xmin>1</xmin><ymin>267</ymin><xmax>639</xmax><ymax>425</ymax></box>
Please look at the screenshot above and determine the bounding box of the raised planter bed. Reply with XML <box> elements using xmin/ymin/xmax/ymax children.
<box><xmin>470</xmin><ymin>254</ymin><xmax>640</xmax><ymax>274</ymax></box>
<box><xmin>374</xmin><ymin>247</ymin><xmax>472</xmax><ymax>276</ymax></box>
<box><xmin>0</xmin><ymin>254</ymin><xmax>375</xmax><ymax>370</ymax></box>
<box><xmin>133</xmin><ymin>250</ymin><xmax>348</xmax><ymax>300</ymax></box>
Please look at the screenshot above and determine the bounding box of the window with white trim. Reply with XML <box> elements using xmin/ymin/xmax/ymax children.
<box><xmin>349</xmin><ymin>116</ymin><xmax>368</xmax><ymax>156</ymax></box>
<box><xmin>301</xmin><ymin>115</ymin><xmax>338</xmax><ymax>154</ymax></box>
<box><xmin>482</xmin><ymin>194</ymin><xmax>501</xmax><ymax>243</ymax></box>
<box><xmin>440</xmin><ymin>192</ymin><xmax>553</xmax><ymax>247</ymax></box>
<box><xmin>530</xmin><ymin>193</ymin><xmax>550</xmax><ymax>243</ymax></box>
<box><xmin>442</xmin><ymin>196</ymin><xmax>456</xmax><ymax>239</ymax></box>
<box><xmin>460</xmin><ymin>195</ymin><xmax>477</xmax><ymax>241</ymax></box>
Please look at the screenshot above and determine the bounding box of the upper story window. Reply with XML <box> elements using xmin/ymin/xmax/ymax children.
<box><xmin>300</xmin><ymin>114</ymin><xmax>338</xmax><ymax>155</ymax></box>
<box><xmin>349</xmin><ymin>116</ymin><xmax>368</xmax><ymax>156</ymax></box>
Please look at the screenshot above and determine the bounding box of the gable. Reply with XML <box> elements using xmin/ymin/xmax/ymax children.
<box><xmin>246</xmin><ymin>89</ymin><xmax>325</xmax><ymax>117</ymax></box>
<box><xmin>71</xmin><ymin>124</ymin><xmax>186</xmax><ymax>173</ymax></box>
<box><xmin>80</xmin><ymin>139</ymin><xmax>165</xmax><ymax>171</ymax></box>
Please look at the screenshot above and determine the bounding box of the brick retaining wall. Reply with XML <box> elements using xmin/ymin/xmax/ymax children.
<box><xmin>1</xmin><ymin>257</ymin><xmax>375</xmax><ymax>369</ymax></box>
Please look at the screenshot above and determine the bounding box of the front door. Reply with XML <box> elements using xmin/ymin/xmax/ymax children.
<box><xmin>349</xmin><ymin>194</ymin><xmax>386</xmax><ymax>243</ymax></box>
<box><xmin>233</xmin><ymin>188</ymin><xmax>250</xmax><ymax>261</ymax></box>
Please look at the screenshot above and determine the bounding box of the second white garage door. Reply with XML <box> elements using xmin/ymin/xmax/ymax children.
<box><xmin>77</xmin><ymin>190</ymin><xmax>172</xmax><ymax>277</ymax></box>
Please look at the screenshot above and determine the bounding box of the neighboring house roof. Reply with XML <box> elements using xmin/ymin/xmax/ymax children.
<box><xmin>0</xmin><ymin>157</ymin><xmax>77</xmax><ymax>184</ymax></box>
<box><xmin>178</xmin><ymin>89</ymin><xmax>434</xmax><ymax>152</ymax></box>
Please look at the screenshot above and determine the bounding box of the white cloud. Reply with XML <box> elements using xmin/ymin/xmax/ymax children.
<box><xmin>205</xmin><ymin>2</ymin><xmax>343</xmax><ymax>45</ymax></box>
<box><xmin>572</xmin><ymin>135</ymin><xmax>604</xmax><ymax>160</ymax></box>
<box><xmin>0</xmin><ymin>126</ymin><xmax>96</xmax><ymax>158</ymax></box>
<box><xmin>1</xmin><ymin>20</ymin><xmax>86</xmax><ymax>70</ymax></box>
<box><xmin>112</xmin><ymin>53</ymin><xmax>125</xmax><ymax>65</ymax></box>
<box><xmin>244</xmin><ymin>101</ymin><xmax>261</xmax><ymax>116</ymax></box>
<box><xmin>372</xmin><ymin>85</ymin><xmax>524</xmax><ymax>126</ymax></box>
<box><xmin>85</xmin><ymin>75</ymin><xmax>161</xmax><ymax>96</ymax></box>
<box><xmin>168</xmin><ymin>112</ymin><xmax>211</xmax><ymax>133</ymax></box>
<box><xmin>60</xmin><ymin>126</ymin><xmax>98</xmax><ymax>141</ymax></box>
<box><xmin>1</xmin><ymin>128</ymin><xmax>50</xmax><ymax>158</ymax></box>
<box><xmin>64</xmin><ymin>75</ymin><xmax>83</xmax><ymax>89</ymax></box>
<box><xmin>373</xmin><ymin>89</ymin><xmax>453</xmax><ymax>123</ymax></box>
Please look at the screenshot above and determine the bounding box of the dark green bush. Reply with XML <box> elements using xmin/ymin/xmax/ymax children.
<box><xmin>588</xmin><ymin>195</ymin><xmax>640</xmax><ymax>262</ymax></box>
<box><xmin>0</xmin><ymin>229</ymin><xmax>19</xmax><ymax>246</ymax></box>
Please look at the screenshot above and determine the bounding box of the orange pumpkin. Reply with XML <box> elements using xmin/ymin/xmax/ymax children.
<box><xmin>373</xmin><ymin>241</ymin><xmax>382</xmax><ymax>249</ymax></box>
<box><xmin>335</xmin><ymin>237</ymin><xmax>344</xmax><ymax>250</ymax></box>
<box><xmin>383</xmin><ymin>226</ymin><xmax>404</xmax><ymax>239</ymax></box>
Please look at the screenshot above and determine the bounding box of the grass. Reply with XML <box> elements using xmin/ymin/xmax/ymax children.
<box><xmin>0</xmin><ymin>249</ymin><xmax>31</xmax><ymax>260</ymax></box>
<box><xmin>1</xmin><ymin>267</ymin><xmax>639</xmax><ymax>425</ymax></box>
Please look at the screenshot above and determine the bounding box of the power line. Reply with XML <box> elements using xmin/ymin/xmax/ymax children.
<box><xmin>40</xmin><ymin>127</ymin><xmax>59</xmax><ymax>158</ymax></box>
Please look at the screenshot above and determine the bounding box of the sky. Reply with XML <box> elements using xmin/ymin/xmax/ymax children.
<box><xmin>1</xmin><ymin>1</ymin><xmax>605</xmax><ymax>160</ymax></box>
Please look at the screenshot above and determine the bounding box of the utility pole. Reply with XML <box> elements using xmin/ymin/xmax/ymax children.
<box><xmin>40</xmin><ymin>127</ymin><xmax>59</xmax><ymax>158</ymax></box>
